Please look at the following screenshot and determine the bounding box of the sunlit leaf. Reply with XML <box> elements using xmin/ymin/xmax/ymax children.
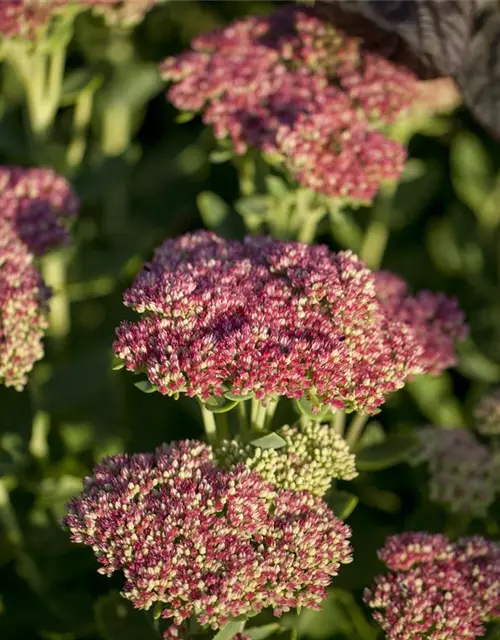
<box><xmin>356</xmin><ymin>434</ymin><xmax>418</xmax><ymax>471</ymax></box>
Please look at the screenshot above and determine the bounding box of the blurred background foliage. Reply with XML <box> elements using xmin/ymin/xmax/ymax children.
<box><xmin>0</xmin><ymin>2</ymin><xmax>499</xmax><ymax>640</ymax></box>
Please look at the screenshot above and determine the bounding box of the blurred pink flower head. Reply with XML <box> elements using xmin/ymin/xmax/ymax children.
<box><xmin>0</xmin><ymin>166</ymin><xmax>79</xmax><ymax>389</ymax></box>
<box><xmin>412</xmin><ymin>426</ymin><xmax>498</xmax><ymax>517</ymax></box>
<box><xmin>64</xmin><ymin>439</ymin><xmax>353</xmax><ymax>634</ymax></box>
<box><xmin>375</xmin><ymin>270</ymin><xmax>468</xmax><ymax>376</ymax></box>
<box><xmin>365</xmin><ymin>532</ymin><xmax>500</xmax><ymax>640</ymax></box>
<box><xmin>0</xmin><ymin>166</ymin><xmax>79</xmax><ymax>256</ymax></box>
<box><xmin>0</xmin><ymin>219</ymin><xmax>49</xmax><ymax>389</ymax></box>
<box><xmin>161</xmin><ymin>5</ymin><xmax>418</xmax><ymax>203</ymax></box>
<box><xmin>113</xmin><ymin>231</ymin><xmax>466</xmax><ymax>413</ymax></box>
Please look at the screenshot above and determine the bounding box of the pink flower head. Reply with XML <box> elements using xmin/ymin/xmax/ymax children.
<box><xmin>113</xmin><ymin>231</ymin><xmax>428</xmax><ymax>413</ymax></box>
<box><xmin>365</xmin><ymin>532</ymin><xmax>500</xmax><ymax>640</ymax></box>
<box><xmin>161</xmin><ymin>5</ymin><xmax>417</xmax><ymax>203</ymax></box>
<box><xmin>63</xmin><ymin>440</ymin><xmax>352</xmax><ymax>633</ymax></box>
<box><xmin>0</xmin><ymin>218</ymin><xmax>49</xmax><ymax>390</ymax></box>
<box><xmin>0</xmin><ymin>0</ymin><xmax>68</xmax><ymax>39</ymax></box>
<box><xmin>375</xmin><ymin>271</ymin><xmax>467</xmax><ymax>375</ymax></box>
<box><xmin>0</xmin><ymin>166</ymin><xmax>79</xmax><ymax>256</ymax></box>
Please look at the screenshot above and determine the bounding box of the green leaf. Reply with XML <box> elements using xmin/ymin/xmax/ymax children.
<box><xmin>407</xmin><ymin>373</ymin><xmax>465</xmax><ymax>426</ymax></box>
<box><xmin>451</xmin><ymin>131</ymin><xmax>494</xmax><ymax>220</ymax></box>
<box><xmin>457</xmin><ymin>338</ymin><xmax>500</xmax><ymax>382</ymax></box>
<box><xmin>213</xmin><ymin>620</ymin><xmax>246</xmax><ymax>640</ymax></box>
<box><xmin>356</xmin><ymin>434</ymin><xmax>418</xmax><ymax>471</ymax></box>
<box><xmin>326</xmin><ymin>490</ymin><xmax>359</xmax><ymax>520</ymax></box>
<box><xmin>294</xmin><ymin>397</ymin><xmax>330</xmax><ymax>420</ymax></box>
<box><xmin>265</xmin><ymin>176</ymin><xmax>289</xmax><ymax>200</ymax></box>
<box><xmin>247</xmin><ymin>624</ymin><xmax>281</xmax><ymax>640</ymax></box>
<box><xmin>197</xmin><ymin>191</ymin><xmax>229</xmax><ymax>229</ymax></box>
<box><xmin>111</xmin><ymin>359</ymin><xmax>124</xmax><ymax>371</ymax></box>
<box><xmin>134</xmin><ymin>380</ymin><xmax>157</xmax><ymax>394</ymax></box>
<box><xmin>209</xmin><ymin>150</ymin><xmax>234</xmax><ymax>164</ymax></box>
<box><xmin>235</xmin><ymin>195</ymin><xmax>270</xmax><ymax>218</ymax></box>
<box><xmin>203</xmin><ymin>396</ymin><xmax>238</xmax><ymax>413</ymax></box>
<box><xmin>175</xmin><ymin>111</ymin><xmax>196</xmax><ymax>124</ymax></box>
<box><xmin>224</xmin><ymin>391</ymin><xmax>254</xmax><ymax>401</ymax></box>
<box><xmin>60</xmin><ymin>67</ymin><xmax>103</xmax><ymax>105</ymax></box>
<box><xmin>250</xmin><ymin>433</ymin><xmax>287</xmax><ymax>450</ymax></box>
<box><xmin>94</xmin><ymin>592</ymin><xmax>159</xmax><ymax>640</ymax></box>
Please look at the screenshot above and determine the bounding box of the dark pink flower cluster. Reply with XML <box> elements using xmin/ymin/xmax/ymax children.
<box><xmin>0</xmin><ymin>219</ymin><xmax>49</xmax><ymax>389</ymax></box>
<box><xmin>64</xmin><ymin>440</ymin><xmax>352</xmax><ymax>634</ymax></box>
<box><xmin>0</xmin><ymin>0</ymin><xmax>68</xmax><ymax>39</ymax></box>
<box><xmin>0</xmin><ymin>166</ymin><xmax>78</xmax><ymax>389</ymax></box>
<box><xmin>0</xmin><ymin>166</ymin><xmax>79</xmax><ymax>256</ymax></box>
<box><xmin>161</xmin><ymin>5</ymin><xmax>417</xmax><ymax>203</ymax></box>
<box><xmin>365</xmin><ymin>532</ymin><xmax>500</xmax><ymax>640</ymax></box>
<box><xmin>375</xmin><ymin>271</ymin><xmax>468</xmax><ymax>375</ymax></box>
<box><xmin>113</xmin><ymin>231</ymin><xmax>434</xmax><ymax>413</ymax></box>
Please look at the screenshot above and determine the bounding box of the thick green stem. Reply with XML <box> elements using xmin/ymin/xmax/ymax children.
<box><xmin>200</xmin><ymin>404</ymin><xmax>218</xmax><ymax>445</ymax></box>
<box><xmin>346</xmin><ymin>413</ymin><xmax>369</xmax><ymax>449</ymax></box>
<box><xmin>253</xmin><ymin>400</ymin><xmax>267</xmax><ymax>431</ymax></box>
<box><xmin>332</xmin><ymin>410</ymin><xmax>346</xmax><ymax>436</ymax></box>
<box><xmin>66</xmin><ymin>84</ymin><xmax>96</xmax><ymax>169</ymax></box>
<box><xmin>101</xmin><ymin>102</ymin><xmax>133</xmax><ymax>237</ymax></box>
<box><xmin>237</xmin><ymin>154</ymin><xmax>256</xmax><ymax>197</ymax></box>
<box><xmin>360</xmin><ymin>182</ymin><xmax>398</xmax><ymax>269</ymax></box>
<box><xmin>264</xmin><ymin>397</ymin><xmax>279</xmax><ymax>430</ymax></box>
<box><xmin>237</xmin><ymin>401</ymin><xmax>249</xmax><ymax>436</ymax></box>
<box><xmin>42</xmin><ymin>251</ymin><xmax>70</xmax><ymax>351</ymax></box>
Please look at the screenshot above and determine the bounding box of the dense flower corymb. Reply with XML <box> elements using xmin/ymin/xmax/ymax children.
<box><xmin>0</xmin><ymin>219</ymin><xmax>49</xmax><ymax>390</ymax></box>
<box><xmin>365</xmin><ymin>532</ymin><xmax>500</xmax><ymax>640</ymax></box>
<box><xmin>113</xmin><ymin>232</ymin><xmax>467</xmax><ymax>411</ymax></box>
<box><xmin>375</xmin><ymin>270</ymin><xmax>467</xmax><ymax>375</ymax></box>
<box><xmin>216</xmin><ymin>421</ymin><xmax>357</xmax><ymax>497</ymax></box>
<box><xmin>64</xmin><ymin>440</ymin><xmax>352</xmax><ymax>634</ymax></box>
<box><xmin>411</xmin><ymin>426</ymin><xmax>498</xmax><ymax>517</ymax></box>
<box><xmin>0</xmin><ymin>0</ymin><xmax>68</xmax><ymax>40</ymax></box>
<box><xmin>161</xmin><ymin>5</ymin><xmax>416</xmax><ymax>203</ymax></box>
<box><xmin>113</xmin><ymin>231</ymin><xmax>438</xmax><ymax>413</ymax></box>
<box><xmin>0</xmin><ymin>166</ymin><xmax>79</xmax><ymax>255</ymax></box>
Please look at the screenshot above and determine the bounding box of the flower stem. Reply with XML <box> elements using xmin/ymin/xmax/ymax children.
<box><xmin>42</xmin><ymin>250</ymin><xmax>71</xmax><ymax>352</ymax></box>
<box><xmin>360</xmin><ymin>182</ymin><xmax>397</xmax><ymax>269</ymax></box>
<box><xmin>332</xmin><ymin>410</ymin><xmax>346</xmax><ymax>436</ymax></box>
<box><xmin>346</xmin><ymin>413</ymin><xmax>369</xmax><ymax>449</ymax></box>
<box><xmin>66</xmin><ymin>81</ymin><xmax>98</xmax><ymax>169</ymax></box>
<box><xmin>237</xmin><ymin>401</ymin><xmax>249</xmax><ymax>436</ymax></box>
<box><xmin>200</xmin><ymin>404</ymin><xmax>218</xmax><ymax>445</ymax></box>
<box><xmin>264</xmin><ymin>397</ymin><xmax>279</xmax><ymax>430</ymax></box>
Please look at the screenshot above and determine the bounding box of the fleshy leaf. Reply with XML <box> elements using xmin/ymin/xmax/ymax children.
<box><xmin>250</xmin><ymin>433</ymin><xmax>287</xmax><ymax>450</ymax></box>
<box><xmin>326</xmin><ymin>490</ymin><xmax>359</xmax><ymax>520</ymax></box>
<box><xmin>134</xmin><ymin>380</ymin><xmax>157</xmax><ymax>394</ymax></box>
<box><xmin>213</xmin><ymin>620</ymin><xmax>246</xmax><ymax>640</ymax></box>
<box><xmin>247</xmin><ymin>624</ymin><xmax>281</xmax><ymax>640</ymax></box>
<box><xmin>203</xmin><ymin>396</ymin><xmax>239</xmax><ymax>413</ymax></box>
<box><xmin>356</xmin><ymin>434</ymin><xmax>418</xmax><ymax>471</ymax></box>
<box><xmin>94</xmin><ymin>592</ymin><xmax>158</xmax><ymax>640</ymax></box>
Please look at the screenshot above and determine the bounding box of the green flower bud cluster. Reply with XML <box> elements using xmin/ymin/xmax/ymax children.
<box><xmin>216</xmin><ymin>421</ymin><xmax>358</xmax><ymax>497</ymax></box>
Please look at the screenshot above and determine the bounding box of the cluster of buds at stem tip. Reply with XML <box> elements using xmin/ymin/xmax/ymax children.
<box><xmin>215</xmin><ymin>421</ymin><xmax>357</xmax><ymax>497</ymax></box>
<box><xmin>113</xmin><ymin>231</ymin><xmax>467</xmax><ymax>414</ymax></box>
<box><xmin>63</xmin><ymin>439</ymin><xmax>353</xmax><ymax>638</ymax></box>
<box><xmin>475</xmin><ymin>387</ymin><xmax>500</xmax><ymax>436</ymax></box>
<box><xmin>161</xmin><ymin>4</ymin><xmax>421</xmax><ymax>204</ymax></box>
<box><xmin>365</xmin><ymin>532</ymin><xmax>500</xmax><ymax>640</ymax></box>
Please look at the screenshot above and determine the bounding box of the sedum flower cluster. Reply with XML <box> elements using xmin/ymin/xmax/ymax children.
<box><xmin>161</xmin><ymin>5</ymin><xmax>417</xmax><ymax>204</ymax></box>
<box><xmin>0</xmin><ymin>166</ymin><xmax>78</xmax><ymax>389</ymax></box>
<box><xmin>113</xmin><ymin>231</ymin><xmax>466</xmax><ymax>413</ymax></box>
<box><xmin>411</xmin><ymin>427</ymin><xmax>498</xmax><ymax>517</ymax></box>
<box><xmin>216</xmin><ymin>421</ymin><xmax>357</xmax><ymax>497</ymax></box>
<box><xmin>365</xmin><ymin>532</ymin><xmax>500</xmax><ymax>640</ymax></box>
<box><xmin>0</xmin><ymin>0</ymin><xmax>159</xmax><ymax>39</ymax></box>
<box><xmin>375</xmin><ymin>271</ymin><xmax>468</xmax><ymax>376</ymax></box>
<box><xmin>475</xmin><ymin>388</ymin><xmax>500</xmax><ymax>436</ymax></box>
<box><xmin>64</xmin><ymin>440</ymin><xmax>353</xmax><ymax>636</ymax></box>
